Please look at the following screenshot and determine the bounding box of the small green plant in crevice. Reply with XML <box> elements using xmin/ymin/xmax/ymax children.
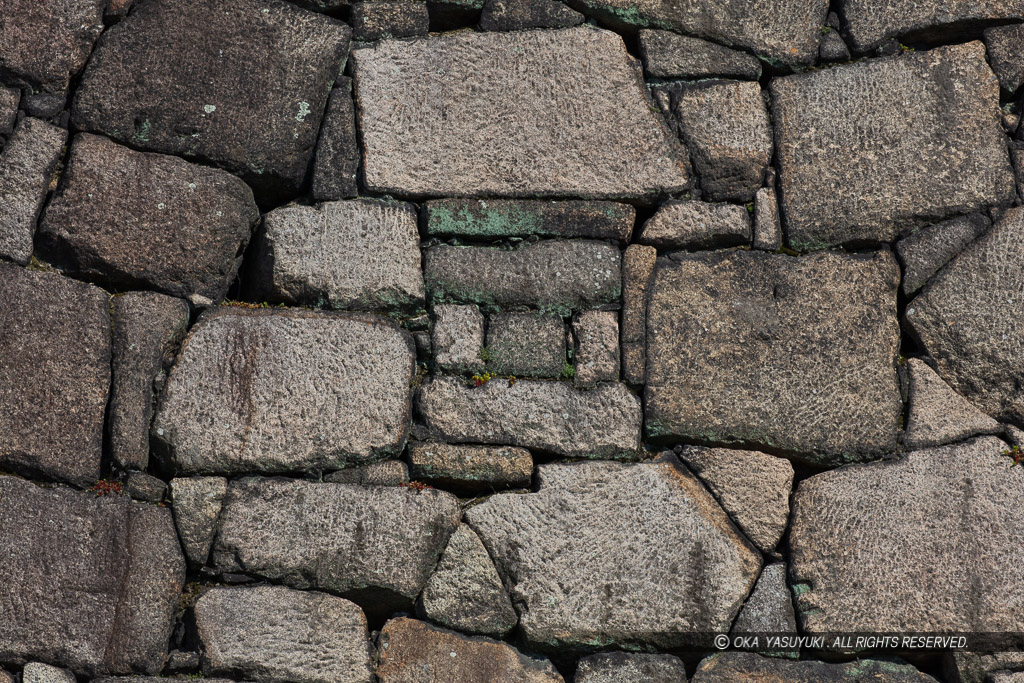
<box><xmin>899</xmin><ymin>43</ymin><xmax>915</xmax><ymax>53</ymax></box>
<box><xmin>745</xmin><ymin>201</ymin><xmax>755</xmax><ymax>215</ymax></box>
<box><xmin>478</xmin><ymin>347</ymin><xmax>494</xmax><ymax>363</ymax></box>
<box><xmin>472</xmin><ymin>372</ymin><xmax>495</xmax><ymax>386</ymax></box>
<box><xmin>222</xmin><ymin>300</ymin><xmax>286</xmax><ymax>309</ymax></box>
<box><xmin>560</xmin><ymin>362</ymin><xmax>575</xmax><ymax>380</ymax></box>
<box><xmin>508</xmin><ymin>375</ymin><xmax>516</xmax><ymax>387</ymax></box>
<box><xmin>89</xmin><ymin>479</ymin><xmax>123</xmax><ymax>497</ymax></box>
<box><xmin>1004</xmin><ymin>444</ymin><xmax>1024</xmax><ymax>468</ymax></box>
<box><xmin>26</xmin><ymin>255</ymin><xmax>54</xmax><ymax>272</ymax></box>
<box><xmin>821</xmin><ymin>25</ymin><xmax>832</xmax><ymax>34</ymax></box>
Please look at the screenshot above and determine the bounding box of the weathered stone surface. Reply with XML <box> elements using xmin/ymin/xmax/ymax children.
<box><xmin>575</xmin><ymin>653</ymin><xmax>689</xmax><ymax>682</ymax></box>
<box><xmin>0</xmin><ymin>265</ymin><xmax>109</xmax><ymax>485</ymax></box>
<box><xmin>211</xmin><ymin>478</ymin><xmax>460</xmax><ymax>614</ymax></box>
<box><xmin>0</xmin><ymin>476</ymin><xmax>185</xmax><ymax>675</ymax></box>
<box><xmin>0</xmin><ymin>117</ymin><xmax>66</xmax><ymax>265</ymax></box>
<box><xmin>993</xmin><ymin>673</ymin><xmax>1024</xmax><ymax>683</ymax></box>
<box><xmin>424</xmin><ymin>199</ymin><xmax>634</xmax><ymax>241</ymax></box>
<box><xmin>731</xmin><ymin>563</ymin><xmax>797</xmax><ymax>636</ymax></box>
<box><xmin>621</xmin><ymin>244</ymin><xmax>656</xmax><ymax>386</ymax></box>
<box><xmin>692</xmin><ymin>653</ymin><xmax>936</xmax><ymax>681</ymax></box>
<box><xmin>905</xmin><ymin>207</ymin><xmax>1024</xmax><ymax>423</ymax></box>
<box><xmin>351</xmin><ymin>2</ymin><xmax>429</xmax><ymax>40</ymax></box>
<box><xmin>432</xmin><ymin>304</ymin><xmax>486</xmax><ymax>374</ymax></box>
<box><xmin>646</xmin><ymin>250</ymin><xmax>901</xmax><ymax>463</ymax></box>
<box><xmin>904</xmin><ymin>359</ymin><xmax>1000</xmax><ymax>449</ymax></box>
<box><xmin>352</xmin><ymin>27</ymin><xmax>690</xmax><ymax>198</ymax></box>
<box><xmin>0</xmin><ymin>0</ymin><xmax>105</xmax><ymax>93</ymax></box>
<box><xmin>71</xmin><ymin>0</ymin><xmax>351</xmax><ymax>198</ymax></box>
<box><xmin>841</xmin><ymin>0</ymin><xmax>1024</xmax><ymax>52</ymax></box>
<box><xmin>195</xmin><ymin>586</ymin><xmax>373</xmax><ymax>683</ymax></box>
<box><xmin>153</xmin><ymin>309</ymin><xmax>415</xmax><ymax>474</ymax></box>
<box><xmin>639</xmin><ymin>30</ymin><xmax>761</xmax><ymax>80</ymax></box>
<box><xmin>311</xmin><ymin>81</ymin><xmax>359</xmax><ymax>202</ymax></box>
<box><xmin>486</xmin><ymin>311</ymin><xmax>565</xmax><ymax>378</ymax></box>
<box><xmin>249</xmin><ymin>200</ymin><xmax>424</xmax><ymax>312</ymax></box>
<box><xmin>790</xmin><ymin>437</ymin><xmax>1024</xmax><ymax>635</ymax></box>
<box><xmin>377</xmin><ymin>618</ymin><xmax>562</xmax><ymax>682</ymax></box>
<box><xmin>407</xmin><ymin>443</ymin><xmax>533</xmax><ymax>492</ymax></box>
<box><xmin>425</xmin><ymin>241</ymin><xmax>621</xmax><ymax>315</ymax></box>
<box><xmin>109</xmin><ymin>292</ymin><xmax>190</xmax><ymax>470</ymax></box>
<box><xmin>418</xmin><ymin>376</ymin><xmax>642</xmax><ymax>458</ymax></box>
<box><xmin>170</xmin><ymin>476</ymin><xmax>228</xmax><ymax>566</ymax></box>
<box><xmin>818</xmin><ymin>28</ymin><xmax>851</xmax><ymax>61</ymax></box>
<box><xmin>752</xmin><ymin>186</ymin><xmax>781</xmax><ymax>251</ymax></box>
<box><xmin>0</xmin><ymin>87</ymin><xmax>19</xmax><ymax>136</ymax></box>
<box><xmin>639</xmin><ymin>200</ymin><xmax>751</xmax><ymax>250</ymax></box>
<box><xmin>123</xmin><ymin>471</ymin><xmax>167</xmax><ymax>503</ymax></box>
<box><xmin>678</xmin><ymin>447</ymin><xmax>793</xmax><ymax>554</ymax></box>
<box><xmin>985</xmin><ymin>24</ymin><xmax>1024</xmax><ymax>93</ymax></box>
<box><xmin>39</xmin><ymin>134</ymin><xmax>258</xmax><ymax>300</ymax></box>
<box><xmin>467</xmin><ymin>457</ymin><xmax>761</xmax><ymax>649</ymax></box>
<box><xmin>772</xmin><ymin>43</ymin><xmax>1016</xmax><ymax>250</ymax></box>
<box><xmin>896</xmin><ymin>213</ymin><xmax>990</xmax><ymax>296</ymax></box>
<box><xmin>945</xmin><ymin>652</ymin><xmax>1024</xmax><ymax>683</ymax></box>
<box><xmin>21</xmin><ymin>664</ymin><xmax>75</xmax><ymax>683</ymax></box>
<box><xmin>419</xmin><ymin>525</ymin><xmax>519</xmax><ymax>636</ymax></box>
<box><xmin>325</xmin><ymin>461</ymin><xmax>410</xmax><ymax>486</ymax></box>
<box><xmin>479</xmin><ymin>0</ymin><xmax>583</xmax><ymax>30</ymax></box>
<box><xmin>573</xmin><ymin>310</ymin><xmax>619</xmax><ymax>387</ymax></box>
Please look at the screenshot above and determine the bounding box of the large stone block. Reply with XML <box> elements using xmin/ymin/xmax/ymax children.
<box><xmin>841</xmin><ymin>0</ymin><xmax>1024</xmax><ymax>52</ymax></box>
<box><xmin>639</xmin><ymin>30</ymin><xmax>761</xmax><ymax>80</ymax></box>
<box><xmin>693</xmin><ymin>653</ymin><xmax>936</xmax><ymax>681</ymax></box>
<box><xmin>424</xmin><ymin>199</ymin><xmax>634</xmax><ymax>241</ymax></box>
<box><xmin>575</xmin><ymin>653</ymin><xmax>689</xmax><ymax>682</ymax></box>
<box><xmin>311</xmin><ymin>81</ymin><xmax>360</xmax><ymax>202</ymax></box>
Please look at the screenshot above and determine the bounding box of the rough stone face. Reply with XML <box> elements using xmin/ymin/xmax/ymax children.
<box><xmin>0</xmin><ymin>87</ymin><xmax>20</xmax><ymax>136</ymax></box>
<box><xmin>109</xmin><ymin>292</ymin><xmax>190</xmax><ymax>470</ymax></box>
<box><xmin>985</xmin><ymin>24</ymin><xmax>1024</xmax><ymax>93</ymax></box>
<box><xmin>351</xmin><ymin>2</ymin><xmax>429</xmax><ymax>40</ymax></box>
<box><xmin>692</xmin><ymin>653</ymin><xmax>936</xmax><ymax>681</ymax></box>
<box><xmin>0</xmin><ymin>476</ymin><xmax>185</xmax><ymax>675</ymax></box>
<box><xmin>0</xmin><ymin>117</ymin><xmax>67</xmax><ymax>265</ymax></box>
<box><xmin>993</xmin><ymin>673</ymin><xmax>1024</xmax><ymax>683</ymax></box>
<box><xmin>753</xmin><ymin>186</ymin><xmax>782</xmax><ymax>251</ymax></box>
<box><xmin>424</xmin><ymin>199</ymin><xmax>634</xmax><ymax>241</ymax></box>
<box><xmin>946</xmin><ymin>652</ymin><xmax>1024</xmax><ymax>683</ymax></box>
<box><xmin>432</xmin><ymin>304</ymin><xmax>486</xmax><ymax>374</ymax></box>
<box><xmin>195</xmin><ymin>586</ymin><xmax>373</xmax><ymax>683</ymax></box>
<box><xmin>170</xmin><ymin>476</ymin><xmax>228</xmax><ymax>566</ymax></box>
<box><xmin>575</xmin><ymin>653</ymin><xmax>689</xmax><ymax>682</ymax></box>
<box><xmin>905</xmin><ymin>207</ymin><xmax>1024</xmax><ymax>423</ymax></box>
<box><xmin>841</xmin><ymin>0</ymin><xmax>1024</xmax><ymax>52</ymax></box>
<box><xmin>377</xmin><ymin>618</ymin><xmax>562</xmax><ymax>682</ymax></box>
<box><xmin>153</xmin><ymin>308</ymin><xmax>415</xmax><ymax>474</ymax></box>
<box><xmin>467</xmin><ymin>457</ymin><xmax>761</xmax><ymax>649</ymax></box>
<box><xmin>21</xmin><ymin>664</ymin><xmax>75</xmax><ymax>683</ymax></box>
<box><xmin>730</xmin><ymin>563</ymin><xmax>797</xmax><ymax>636</ymax></box>
<box><xmin>38</xmin><ymin>134</ymin><xmax>259</xmax><ymax>300</ymax></box>
<box><xmin>249</xmin><ymin>200</ymin><xmax>424</xmax><ymax>312</ymax></box>
<box><xmin>904</xmin><ymin>358</ymin><xmax>1000</xmax><ymax>450</ymax></box>
<box><xmin>790</xmin><ymin>436</ymin><xmax>1024</xmax><ymax>635</ymax></box>
<box><xmin>479</xmin><ymin>0</ymin><xmax>583</xmax><ymax>30</ymax></box>
<box><xmin>0</xmin><ymin>265</ymin><xmax>110</xmax><ymax>485</ymax></box>
<box><xmin>71</xmin><ymin>0</ymin><xmax>351</xmax><ymax>198</ymax></box>
<box><xmin>352</xmin><ymin>27</ymin><xmax>690</xmax><ymax>198</ymax></box>
<box><xmin>417</xmin><ymin>376</ymin><xmax>642</xmax><ymax>458</ymax></box>
<box><xmin>772</xmin><ymin>43</ymin><xmax>1016</xmax><ymax>250</ymax></box>
<box><xmin>818</xmin><ymin>29</ymin><xmax>851</xmax><ymax>61</ymax></box>
<box><xmin>647</xmin><ymin>250</ymin><xmax>901</xmax><ymax>463</ymax></box>
<box><xmin>0</xmin><ymin>0</ymin><xmax>105</xmax><ymax>93</ymax></box>
<box><xmin>486</xmin><ymin>311</ymin><xmax>565</xmax><ymax>378</ymax></box>
<box><xmin>573</xmin><ymin>310</ymin><xmax>619</xmax><ymax>387</ymax></box>
<box><xmin>639</xmin><ymin>200</ymin><xmax>751</xmax><ymax>251</ymax></box>
<box><xmin>639</xmin><ymin>30</ymin><xmax>761</xmax><ymax>80</ymax></box>
<box><xmin>123</xmin><ymin>471</ymin><xmax>167</xmax><ymax>503</ymax></box>
<box><xmin>621</xmin><ymin>244</ymin><xmax>656</xmax><ymax>386</ymax></box>
<box><xmin>311</xmin><ymin>81</ymin><xmax>360</xmax><ymax>202</ymax></box>
<box><xmin>211</xmin><ymin>478</ymin><xmax>461</xmax><ymax>614</ymax></box>
<box><xmin>896</xmin><ymin>213</ymin><xmax>990</xmax><ymax>296</ymax></box>
<box><xmin>324</xmin><ymin>461</ymin><xmax>409</xmax><ymax>486</ymax></box>
<box><xmin>425</xmin><ymin>241</ymin><xmax>621</xmax><ymax>315</ymax></box>
<box><xmin>678</xmin><ymin>447</ymin><xmax>793</xmax><ymax>554</ymax></box>
<box><xmin>419</xmin><ymin>525</ymin><xmax>519</xmax><ymax>636</ymax></box>
<box><xmin>407</xmin><ymin>443</ymin><xmax>533</xmax><ymax>492</ymax></box>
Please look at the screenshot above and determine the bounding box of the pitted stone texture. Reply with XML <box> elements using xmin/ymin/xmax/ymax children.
<box><xmin>377</xmin><ymin>618</ymin><xmax>562</xmax><ymax>683</ymax></box>
<box><xmin>418</xmin><ymin>376</ymin><xmax>642</xmax><ymax>459</ymax></box>
<box><xmin>351</xmin><ymin>1</ymin><xmax>429</xmax><ymax>41</ymax></box>
<box><xmin>0</xmin><ymin>265</ymin><xmax>109</xmax><ymax>485</ymax></box>
<box><xmin>153</xmin><ymin>309</ymin><xmax>415</xmax><ymax>475</ymax></box>
<box><xmin>250</xmin><ymin>200</ymin><xmax>424</xmax><ymax>312</ymax></box>
<box><xmin>170</xmin><ymin>477</ymin><xmax>228</xmax><ymax>566</ymax></box>
<box><xmin>352</xmin><ymin>27</ymin><xmax>689</xmax><ymax>199</ymax></box>
<box><xmin>424</xmin><ymin>199</ymin><xmax>634</xmax><ymax>241</ymax></box>
<box><xmin>466</xmin><ymin>457</ymin><xmax>761</xmax><ymax>649</ymax></box>
<box><xmin>419</xmin><ymin>525</ymin><xmax>519</xmax><ymax>636</ymax></box>
<box><xmin>993</xmin><ymin>674</ymin><xmax>1024</xmax><ymax>683</ymax></box>
<box><xmin>425</xmin><ymin>241</ymin><xmax>621</xmax><ymax>316</ymax></box>
<box><xmin>639</xmin><ymin>200</ymin><xmax>751</xmax><ymax>251</ymax></box>
<box><xmin>904</xmin><ymin>359</ymin><xmax>1000</xmax><ymax>450</ymax></box>
<box><xmin>790</xmin><ymin>437</ymin><xmax>1024</xmax><ymax>635</ymax></box>
<box><xmin>575</xmin><ymin>653</ymin><xmax>689</xmax><ymax>682</ymax></box>
<box><xmin>486</xmin><ymin>311</ymin><xmax>565</xmax><ymax>378</ymax></box>
<box><xmin>621</xmin><ymin>244</ymin><xmax>656</xmax><ymax>386</ymax></box>
<box><xmin>730</xmin><ymin>563</ymin><xmax>797</xmax><ymax>636</ymax></box>
<box><xmin>819</xmin><ymin>29</ymin><xmax>851</xmax><ymax>61</ymax></box>
<box><xmin>0</xmin><ymin>476</ymin><xmax>185</xmax><ymax>675</ymax></box>
<box><xmin>123</xmin><ymin>471</ymin><xmax>167</xmax><ymax>503</ymax></box>
<box><xmin>479</xmin><ymin>0</ymin><xmax>583</xmax><ymax>30</ymax></box>
<box><xmin>841</xmin><ymin>0</ymin><xmax>1024</xmax><ymax>52</ymax></box>
<box><xmin>985</xmin><ymin>24</ymin><xmax>1024</xmax><ymax>93</ymax></box>
<box><xmin>39</xmin><ymin>134</ymin><xmax>258</xmax><ymax>300</ymax></box>
<box><xmin>311</xmin><ymin>81</ymin><xmax>359</xmax><ymax>202</ymax></box>
<box><xmin>905</xmin><ymin>207</ymin><xmax>1024</xmax><ymax>423</ymax></box>
<box><xmin>0</xmin><ymin>0</ymin><xmax>105</xmax><ymax>93</ymax></box>
<box><xmin>678</xmin><ymin>447</ymin><xmax>793</xmax><ymax>554</ymax></box>
<box><xmin>0</xmin><ymin>118</ymin><xmax>66</xmax><ymax>265</ymax></box>
<box><xmin>639</xmin><ymin>30</ymin><xmax>761</xmax><ymax>80</ymax></box>
<box><xmin>946</xmin><ymin>652</ymin><xmax>1024</xmax><ymax>683</ymax></box>
<box><xmin>432</xmin><ymin>304</ymin><xmax>486</xmax><ymax>374</ymax></box>
<box><xmin>692</xmin><ymin>653</ymin><xmax>936</xmax><ymax>681</ymax></box>
<box><xmin>109</xmin><ymin>292</ymin><xmax>190</xmax><ymax>470</ymax></box>
<box><xmin>71</xmin><ymin>0</ymin><xmax>351</xmax><ymax>198</ymax></box>
<box><xmin>195</xmin><ymin>586</ymin><xmax>373</xmax><ymax>683</ymax></box>
<box><xmin>0</xmin><ymin>87</ymin><xmax>19</xmax><ymax>135</ymax></box>
<box><xmin>753</xmin><ymin>186</ymin><xmax>782</xmax><ymax>251</ymax></box>
<box><xmin>325</xmin><ymin>461</ymin><xmax>409</xmax><ymax>486</ymax></box>
<box><xmin>408</xmin><ymin>443</ymin><xmax>533</xmax><ymax>493</ymax></box>
<box><xmin>21</xmin><ymin>664</ymin><xmax>75</xmax><ymax>683</ymax></box>
<box><xmin>646</xmin><ymin>250</ymin><xmax>901</xmax><ymax>464</ymax></box>
<box><xmin>772</xmin><ymin>43</ymin><xmax>1016</xmax><ymax>250</ymax></box>
<box><xmin>896</xmin><ymin>213</ymin><xmax>990</xmax><ymax>296</ymax></box>
<box><xmin>573</xmin><ymin>310</ymin><xmax>619</xmax><ymax>387</ymax></box>
<box><xmin>211</xmin><ymin>478</ymin><xmax>460</xmax><ymax>614</ymax></box>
